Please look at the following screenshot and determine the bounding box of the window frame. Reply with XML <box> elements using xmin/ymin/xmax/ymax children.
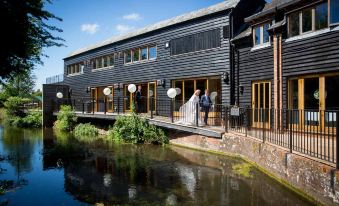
<box><xmin>148</xmin><ymin>45</ymin><xmax>157</xmax><ymax>60</ymax></box>
<box><xmin>329</xmin><ymin>0</ymin><xmax>339</xmax><ymax>26</ymax></box>
<box><xmin>288</xmin><ymin>2</ymin><xmax>329</xmax><ymax>38</ymax></box>
<box><xmin>140</xmin><ymin>47</ymin><xmax>148</xmax><ymax>61</ymax></box>
<box><xmin>252</xmin><ymin>22</ymin><xmax>271</xmax><ymax>47</ymax></box>
<box><xmin>124</xmin><ymin>50</ymin><xmax>132</xmax><ymax>64</ymax></box>
<box><xmin>66</xmin><ymin>63</ymin><xmax>83</xmax><ymax>75</ymax></box>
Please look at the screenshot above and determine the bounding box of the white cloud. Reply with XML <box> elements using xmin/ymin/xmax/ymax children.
<box><xmin>122</xmin><ymin>13</ymin><xmax>142</xmax><ymax>21</ymax></box>
<box><xmin>115</xmin><ymin>24</ymin><xmax>134</xmax><ymax>34</ymax></box>
<box><xmin>81</xmin><ymin>23</ymin><xmax>99</xmax><ymax>34</ymax></box>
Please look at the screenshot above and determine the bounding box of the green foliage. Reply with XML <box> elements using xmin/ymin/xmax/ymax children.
<box><xmin>4</xmin><ymin>96</ymin><xmax>30</xmax><ymax>117</ymax></box>
<box><xmin>5</xmin><ymin>110</ymin><xmax>42</xmax><ymax>128</ymax></box>
<box><xmin>0</xmin><ymin>0</ymin><xmax>64</xmax><ymax>80</ymax></box>
<box><xmin>53</xmin><ymin>105</ymin><xmax>77</xmax><ymax>132</ymax></box>
<box><xmin>74</xmin><ymin>123</ymin><xmax>99</xmax><ymax>137</ymax></box>
<box><xmin>107</xmin><ymin>114</ymin><xmax>168</xmax><ymax>145</ymax></box>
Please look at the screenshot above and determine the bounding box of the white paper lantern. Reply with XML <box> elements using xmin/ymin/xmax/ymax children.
<box><xmin>56</xmin><ymin>92</ymin><xmax>63</xmax><ymax>99</ymax></box>
<box><xmin>103</xmin><ymin>87</ymin><xmax>111</xmax><ymax>96</ymax></box>
<box><xmin>167</xmin><ymin>88</ymin><xmax>177</xmax><ymax>98</ymax></box>
<box><xmin>128</xmin><ymin>84</ymin><xmax>137</xmax><ymax>93</ymax></box>
<box><xmin>175</xmin><ymin>88</ymin><xmax>181</xmax><ymax>95</ymax></box>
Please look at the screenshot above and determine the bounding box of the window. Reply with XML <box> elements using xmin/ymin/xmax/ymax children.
<box><xmin>288</xmin><ymin>2</ymin><xmax>328</xmax><ymax>38</ymax></box>
<box><xmin>67</xmin><ymin>63</ymin><xmax>83</xmax><ymax>75</ymax></box>
<box><xmin>109</xmin><ymin>55</ymin><xmax>114</xmax><ymax>66</ymax></box>
<box><xmin>103</xmin><ymin>56</ymin><xmax>108</xmax><ymax>67</ymax></box>
<box><xmin>330</xmin><ymin>0</ymin><xmax>339</xmax><ymax>24</ymax></box>
<box><xmin>302</xmin><ymin>8</ymin><xmax>312</xmax><ymax>33</ymax></box>
<box><xmin>170</xmin><ymin>29</ymin><xmax>220</xmax><ymax>55</ymax></box>
<box><xmin>315</xmin><ymin>3</ymin><xmax>328</xmax><ymax>30</ymax></box>
<box><xmin>133</xmin><ymin>49</ymin><xmax>140</xmax><ymax>62</ymax></box>
<box><xmin>141</xmin><ymin>47</ymin><xmax>147</xmax><ymax>60</ymax></box>
<box><xmin>125</xmin><ymin>51</ymin><xmax>132</xmax><ymax>63</ymax></box>
<box><xmin>253</xmin><ymin>23</ymin><xmax>270</xmax><ymax>46</ymax></box>
<box><xmin>149</xmin><ymin>46</ymin><xmax>156</xmax><ymax>59</ymax></box>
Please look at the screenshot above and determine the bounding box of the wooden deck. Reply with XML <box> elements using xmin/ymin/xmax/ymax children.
<box><xmin>53</xmin><ymin>111</ymin><xmax>225</xmax><ymax>138</ymax></box>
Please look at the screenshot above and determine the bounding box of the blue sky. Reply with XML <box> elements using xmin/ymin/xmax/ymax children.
<box><xmin>36</xmin><ymin>0</ymin><xmax>270</xmax><ymax>89</ymax></box>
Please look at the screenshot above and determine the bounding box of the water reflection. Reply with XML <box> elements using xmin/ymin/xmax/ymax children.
<box><xmin>0</xmin><ymin>125</ymin><xmax>314</xmax><ymax>206</ymax></box>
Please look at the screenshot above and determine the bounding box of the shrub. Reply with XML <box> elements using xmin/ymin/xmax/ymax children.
<box><xmin>53</xmin><ymin>105</ymin><xmax>77</xmax><ymax>132</ymax></box>
<box><xmin>21</xmin><ymin>110</ymin><xmax>42</xmax><ymax>128</ymax></box>
<box><xmin>74</xmin><ymin>123</ymin><xmax>99</xmax><ymax>137</ymax></box>
<box><xmin>107</xmin><ymin>114</ymin><xmax>168</xmax><ymax>145</ymax></box>
<box><xmin>4</xmin><ymin>96</ymin><xmax>30</xmax><ymax>117</ymax></box>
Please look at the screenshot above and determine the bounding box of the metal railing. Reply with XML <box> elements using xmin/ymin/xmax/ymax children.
<box><xmin>51</xmin><ymin>97</ymin><xmax>338</xmax><ymax>166</ymax></box>
<box><xmin>46</xmin><ymin>74</ymin><xmax>64</xmax><ymax>84</ymax></box>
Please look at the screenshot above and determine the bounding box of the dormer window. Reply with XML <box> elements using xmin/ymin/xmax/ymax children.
<box><xmin>253</xmin><ymin>23</ymin><xmax>270</xmax><ymax>46</ymax></box>
<box><xmin>288</xmin><ymin>2</ymin><xmax>328</xmax><ymax>38</ymax></box>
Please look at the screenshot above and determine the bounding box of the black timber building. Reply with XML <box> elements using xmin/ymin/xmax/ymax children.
<box><xmin>42</xmin><ymin>0</ymin><xmax>265</xmax><ymax>126</ymax></box>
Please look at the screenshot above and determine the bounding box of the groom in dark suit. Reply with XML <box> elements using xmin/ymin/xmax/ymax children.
<box><xmin>200</xmin><ymin>89</ymin><xmax>212</xmax><ymax>125</ymax></box>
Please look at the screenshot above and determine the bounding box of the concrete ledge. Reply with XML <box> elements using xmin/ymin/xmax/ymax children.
<box><xmin>169</xmin><ymin>132</ymin><xmax>339</xmax><ymax>206</ymax></box>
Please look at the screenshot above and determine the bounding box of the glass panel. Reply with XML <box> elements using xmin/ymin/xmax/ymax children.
<box><xmin>304</xmin><ymin>78</ymin><xmax>319</xmax><ymax>126</ymax></box>
<box><xmin>254</xmin><ymin>26</ymin><xmax>261</xmax><ymax>45</ymax></box>
<box><xmin>149</xmin><ymin>46</ymin><xmax>156</xmax><ymax>59</ymax></box>
<box><xmin>325</xmin><ymin>75</ymin><xmax>339</xmax><ymax>127</ymax></box>
<box><xmin>174</xmin><ymin>81</ymin><xmax>183</xmax><ymax>111</ymax></box>
<box><xmin>125</xmin><ymin>51</ymin><xmax>132</xmax><ymax>63</ymax></box>
<box><xmin>289</xmin><ymin>79</ymin><xmax>299</xmax><ymax>124</ymax></box>
<box><xmin>141</xmin><ymin>47</ymin><xmax>147</xmax><ymax>60</ymax></box>
<box><xmin>125</xmin><ymin>86</ymin><xmax>131</xmax><ymax>111</ymax></box>
<box><xmin>263</xmin><ymin>24</ymin><xmax>270</xmax><ymax>43</ymax></box>
<box><xmin>148</xmin><ymin>83</ymin><xmax>156</xmax><ymax>112</ymax></box>
<box><xmin>109</xmin><ymin>55</ymin><xmax>114</xmax><ymax>66</ymax></box>
<box><xmin>133</xmin><ymin>49</ymin><xmax>139</xmax><ymax>62</ymax></box>
<box><xmin>97</xmin><ymin>58</ymin><xmax>102</xmax><ymax>68</ymax></box>
<box><xmin>315</xmin><ymin>3</ymin><xmax>328</xmax><ymax>30</ymax></box>
<box><xmin>208</xmin><ymin>79</ymin><xmax>221</xmax><ymax>105</ymax></box>
<box><xmin>330</xmin><ymin>0</ymin><xmax>339</xmax><ymax>24</ymax></box>
<box><xmin>103</xmin><ymin>56</ymin><xmax>108</xmax><ymax>67</ymax></box>
<box><xmin>92</xmin><ymin>60</ymin><xmax>96</xmax><ymax>69</ymax></box>
<box><xmin>107</xmin><ymin>87</ymin><xmax>113</xmax><ymax>112</ymax></box>
<box><xmin>184</xmin><ymin>80</ymin><xmax>194</xmax><ymax>102</ymax></box>
<box><xmin>289</xmin><ymin>12</ymin><xmax>300</xmax><ymax>37</ymax></box>
<box><xmin>196</xmin><ymin>79</ymin><xmax>207</xmax><ymax>99</ymax></box>
<box><xmin>302</xmin><ymin>8</ymin><xmax>312</xmax><ymax>33</ymax></box>
<box><xmin>254</xmin><ymin>84</ymin><xmax>258</xmax><ymax>122</ymax></box>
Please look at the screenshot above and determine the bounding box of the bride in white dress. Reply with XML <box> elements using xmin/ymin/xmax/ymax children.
<box><xmin>176</xmin><ymin>90</ymin><xmax>205</xmax><ymax>126</ymax></box>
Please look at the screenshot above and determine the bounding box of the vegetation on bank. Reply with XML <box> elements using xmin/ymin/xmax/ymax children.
<box><xmin>53</xmin><ymin>105</ymin><xmax>77</xmax><ymax>132</ymax></box>
<box><xmin>3</xmin><ymin>97</ymin><xmax>42</xmax><ymax>128</ymax></box>
<box><xmin>107</xmin><ymin>114</ymin><xmax>168</xmax><ymax>145</ymax></box>
<box><xmin>74</xmin><ymin>123</ymin><xmax>99</xmax><ymax>137</ymax></box>
<box><xmin>53</xmin><ymin>105</ymin><xmax>168</xmax><ymax>145</ymax></box>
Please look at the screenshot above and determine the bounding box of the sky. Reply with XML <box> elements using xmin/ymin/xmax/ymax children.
<box><xmin>35</xmin><ymin>0</ymin><xmax>271</xmax><ymax>90</ymax></box>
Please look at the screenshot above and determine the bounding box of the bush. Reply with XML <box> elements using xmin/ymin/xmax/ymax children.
<box><xmin>107</xmin><ymin>113</ymin><xmax>168</xmax><ymax>145</ymax></box>
<box><xmin>74</xmin><ymin>123</ymin><xmax>99</xmax><ymax>137</ymax></box>
<box><xmin>6</xmin><ymin>110</ymin><xmax>42</xmax><ymax>128</ymax></box>
<box><xmin>53</xmin><ymin>105</ymin><xmax>77</xmax><ymax>132</ymax></box>
<box><xmin>4</xmin><ymin>96</ymin><xmax>30</xmax><ymax>117</ymax></box>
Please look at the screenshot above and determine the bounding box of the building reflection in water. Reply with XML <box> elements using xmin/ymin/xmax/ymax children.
<box><xmin>40</xmin><ymin>128</ymin><xmax>312</xmax><ymax>206</ymax></box>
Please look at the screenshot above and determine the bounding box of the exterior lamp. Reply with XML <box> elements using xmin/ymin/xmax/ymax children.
<box><xmin>56</xmin><ymin>92</ymin><xmax>63</xmax><ymax>99</ymax></box>
<box><xmin>86</xmin><ymin>86</ymin><xmax>91</xmax><ymax>93</ymax></box>
<box><xmin>167</xmin><ymin>88</ymin><xmax>177</xmax><ymax>99</ymax></box>
<box><xmin>239</xmin><ymin>85</ymin><xmax>244</xmax><ymax>95</ymax></box>
<box><xmin>128</xmin><ymin>84</ymin><xmax>137</xmax><ymax>93</ymax></box>
<box><xmin>222</xmin><ymin>72</ymin><xmax>230</xmax><ymax>85</ymax></box>
<box><xmin>103</xmin><ymin>87</ymin><xmax>111</xmax><ymax>96</ymax></box>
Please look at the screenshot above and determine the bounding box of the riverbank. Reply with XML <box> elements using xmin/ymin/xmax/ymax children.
<box><xmin>168</xmin><ymin>131</ymin><xmax>338</xmax><ymax>206</ymax></box>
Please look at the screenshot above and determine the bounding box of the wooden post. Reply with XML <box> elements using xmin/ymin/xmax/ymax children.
<box><xmin>225</xmin><ymin>106</ymin><xmax>228</xmax><ymax>133</ymax></box>
<box><xmin>150</xmin><ymin>97</ymin><xmax>154</xmax><ymax>119</ymax></box>
<box><xmin>170</xmin><ymin>99</ymin><xmax>174</xmax><ymax>123</ymax></box>
<box><xmin>92</xmin><ymin>97</ymin><xmax>95</xmax><ymax>114</ymax></box>
<box><xmin>117</xmin><ymin>97</ymin><xmax>120</xmax><ymax>115</ymax></box>
<box><xmin>336</xmin><ymin>111</ymin><xmax>339</xmax><ymax>169</ymax></box>
<box><xmin>104</xmin><ymin>98</ymin><xmax>107</xmax><ymax>114</ymax></box>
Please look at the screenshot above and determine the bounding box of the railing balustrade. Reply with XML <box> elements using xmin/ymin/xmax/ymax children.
<box><xmin>51</xmin><ymin>97</ymin><xmax>338</xmax><ymax>166</ymax></box>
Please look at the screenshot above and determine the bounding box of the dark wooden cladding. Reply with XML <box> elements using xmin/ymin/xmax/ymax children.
<box><xmin>63</xmin><ymin>11</ymin><xmax>232</xmax><ymax>105</ymax></box>
<box><xmin>282</xmin><ymin>30</ymin><xmax>339</xmax><ymax>109</ymax></box>
<box><xmin>170</xmin><ymin>29</ymin><xmax>221</xmax><ymax>55</ymax></box>
<box><xmin>235</xmin><ymin>45</ymin><xmax>274</xmax><ymax>106</ymax></box>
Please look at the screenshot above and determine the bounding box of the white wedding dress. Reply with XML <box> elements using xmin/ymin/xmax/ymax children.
<box><xmin>176</xmin><ymin>94</ymin><xmax>205</xmax><ymax>126</ymax></box>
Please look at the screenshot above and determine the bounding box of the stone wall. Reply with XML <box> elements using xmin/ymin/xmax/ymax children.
<box><xmin>169</xmin><ymin>131</ymin><xmax>339</xmax><ymax>205</ymax></box>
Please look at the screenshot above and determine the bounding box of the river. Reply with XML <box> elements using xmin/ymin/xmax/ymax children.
<box><xmin>0</xmin><ymin>125</ymin><xmax>314</xmax><ymax>205</ymax></box>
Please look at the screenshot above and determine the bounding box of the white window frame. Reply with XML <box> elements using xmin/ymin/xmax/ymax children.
<box><xmin>252</xmin><ymin>23</ymin><xmax>271</xmax><ymax>48</ymax></box>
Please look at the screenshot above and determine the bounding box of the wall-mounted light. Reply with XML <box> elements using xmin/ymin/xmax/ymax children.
<box><xmin>68</xmin><ymin>88</ymin><xmax>72</xmax><ymax>97</ymax></box>
<box><xmin>86</xmin><ymin>86</ymin><xmax>91</xmax><ymax>93</ymax></box>
<box><xmin>165</xmin><ymin>42</ymin><xmax>170</xmax><ymax>48</ymax></box>
<box><xmin>222</xmin><ymin>72</ymin><xmax>230</xmax><ymax>85</ymax></box>
<box><xmin>56</xmin><ymin>92</ymin><xmax>63</xmax><ymax>99</ymax></box>
<box><xmin>239</xmin><ymin>85</ymin><xmax>244</xmax><ymax>95</ymax></box>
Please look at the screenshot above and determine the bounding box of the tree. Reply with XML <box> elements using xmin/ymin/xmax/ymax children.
<box><xmin>1</xmin><ymin>71</ymin><xmax>36</xmax><ymax>98</ymax></box>
<box><xmin>0</xmin><ymin>0</ymin><xmax>64</xmax><ymax>80</ymax></box>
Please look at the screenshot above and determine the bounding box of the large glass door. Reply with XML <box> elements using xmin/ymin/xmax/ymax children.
<box><xmin>124</xmin><ymin>85</ymin><xmax>132</xmax><ymax>112</ymax></box>
<box><xmin>252</xmin><ymin>81</ymin><xmax>271</xmax><ymax>128</ymax></box>
<box><xmin>148</xmin><ymin>82</ymin><xmax>156</xmax><ymax>112</ymax></box>
<box><xmin>107</xmin><ymin>86</ymin><xmax>114</xmax><ymax>113</ymax></box>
